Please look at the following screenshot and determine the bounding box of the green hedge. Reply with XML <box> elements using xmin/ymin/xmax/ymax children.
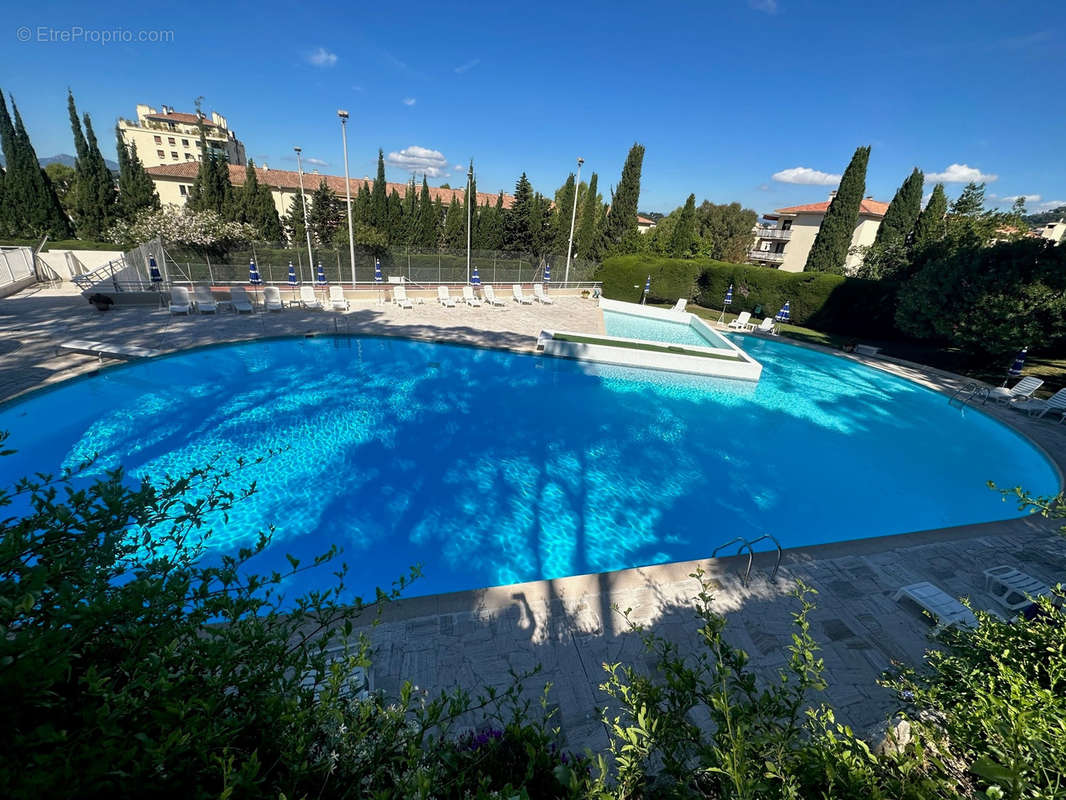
<box><xmin>0</xmin><ymin>239</ymin><xmax>120</xmax><ymax>251</ymax></box>
<box><xmin>597</xmin><ymin>255</ymin><xmax>902</xmax><ymax>339</ymax></box>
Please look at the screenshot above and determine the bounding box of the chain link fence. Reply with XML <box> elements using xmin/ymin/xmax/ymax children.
<box><xmin>160</xmin><ymin>244</ymin><xmax>600</xmax><ymax>288</ymax></box>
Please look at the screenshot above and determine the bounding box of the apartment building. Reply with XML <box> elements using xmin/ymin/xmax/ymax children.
<box><xmin>118</xmin><ymin>104</ymin><xmax>246</xmax><ymax>169</ymax></box>
<box><xmin>750</xmin><ymin>192</ymin><xmax>888</xmax><ymax>273</ymax></box>
<box><xmin>1038</xmin><ymin>219</ymin><xmax>1066</xmax><ymax>245</ymax></box>
<box><xmin>144</xmin><ymin>162</ymin><xmax>513</xmax><ymax>219</ymax></box>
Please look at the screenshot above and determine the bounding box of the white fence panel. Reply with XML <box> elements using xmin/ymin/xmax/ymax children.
<box><xmin>0</xmin><ymin>247</ymin><xmax>35</xmax><ymax>288</ymax></box>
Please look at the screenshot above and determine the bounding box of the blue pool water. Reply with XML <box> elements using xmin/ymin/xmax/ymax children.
<box><xmin>603</xmin><ymin>310</ymin><xmax>729</xmax><ymax>348</ymax></box>
<box><xmin>0</xmin><ymin>335</ymin><xmax>1058</xmax><ymax>601</ymax></box>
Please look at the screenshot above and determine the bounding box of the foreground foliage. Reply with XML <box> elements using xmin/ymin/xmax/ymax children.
<box><xmin>2</xmin><ymin>434</ymin><xmax>1064</xmax><ymax>797</ymax></box>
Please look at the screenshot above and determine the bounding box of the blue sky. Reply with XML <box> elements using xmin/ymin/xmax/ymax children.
<box><xmin>2</xmin><ymin>0</ymin><xmax>1064</xmax><ymax>215</ymax></box>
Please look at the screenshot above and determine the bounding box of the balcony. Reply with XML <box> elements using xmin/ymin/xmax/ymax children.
<box><xmin>753</xmin><ymin>227</ymin><xmax>792</xmax><ymax>241</ymax></box>
<box><xmin>748</xmin><ymin>250</ymin><xmax>785</xmax><ymax>264</ymax></box>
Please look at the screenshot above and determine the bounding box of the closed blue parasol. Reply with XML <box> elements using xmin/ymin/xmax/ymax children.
<box><xmin>544</xmin><ymin>262</ymin><xmax>551</xmax><ymax>284</ymax></box>
<box><xmin>724</xmin><ymin>283</ymin><xmax>733</xmax><ymax>306</ymax></box>
<box><xmin>775</xmin><ymin>300</ymin><xmax>791</xmax><ymax>322</ymax></box>
<box><xmin>248</xmin><ymin>258</ymin><xmax>262</xmax><ymax>285</ymax></box>
<box><xmin>1008</xmin><ymin>347</ymin><xmax>1028</xmax><ymax>377</ymax></box>
<box><xmin>148</xmin><ymin>254</ymin><xmax>162</xmax><ymax>284</ymax></box>
<box><xmin>374</xmin><ymin>258</ymin><xmax>383</xmax><ymax>283</ymax></box>
<box><xmin>287</xmin><ymin>261</ymin><xmax>298</xmax><ymax>287</ymax></box>
<box><xmin>316</xmin><ymin>262</ymin><xmax>327</xmax><ymax>285</ymax></box>
<box><xmin>471</xmin><ymin>265</ymin><xmax>481</xmax><ymax>285</ymax></box>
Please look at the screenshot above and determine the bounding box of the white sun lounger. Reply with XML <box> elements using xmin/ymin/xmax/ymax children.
<box><xmin>727</xmin><ymin>311</ymin><xmax>753</xmax><ymax>330</ymax></box>
<box><xmin>263</xmin><ymin>286</ymin><xmax>284</xmax><ymax>311</ymax></box>
<box><xmin>299</xmin><ymin>285</ymin><xmax>324</xmax><ymax>310</ymax></box>
<box><xmin>482</xmin><ymin>285</ymin><xmax>506</xmax><ymax>307</ymax></box>
<box><xmin>462</xmin><ymin>285</ymin><xmax>482</xmax><ymax>307</ymax></box>
<box><xmin>169</xmin><ymin>286</ymin><xmax>193</xmax><ymax>315</ymax></box>
<box><xmin>983</xmin><ymin>566</ymin><xmax>1053</xmax><ymax>611</ymax></box>
<box><xmin>669</xmin><ymin>298</ymin><xmax>688</xmax><ymax>313</ymax></box>
<box><xmin>437</xmin><ymin>286</ymin><xmax>457</xmax><ymax>307</ymax></box>
<box><xmin>193</xmin><ymin>285</ymin><xmax>218</xmax><ymax>313</ymax></box>
<box><xmin>512</xmin><ymin>284</ymin><xmax>533</xmax><ymax>305</ymax></box>
<box><xmin>753</xmin><ymin>317</ymin><xmax>776</xmax><ymax>334</ymax></box>
<box><xmin>989</xmin><ymin>376</ymin><xmax>1043</xmax><ymax>404</ymax></box>
<box><xmin>1023</xmin><ymin>387</ymin><xmax>1066</xmax><ymax>420</ymax></box>
<box><xmin>533</xmin><ymin>283</ymin><xmax>554</xmax><ymax>304</ymax></box>
<box><xmin>393</xmin><ymin>284</ymin><xmax>414</xmax><ymax>309</ymax></box>
<box><xmin>328</xmin><ymin>285</ymin><xmax>350</xmax><ymax>311</ymax></box>
<box><xmin>893</xmin><ymin>582</ymin><xmax>978</xmax><ymax>631</ymax></box>
<box><xmin>229</xmin><ymin>286</ymin><xmax>254</xmax><ymax>313</ymax></box>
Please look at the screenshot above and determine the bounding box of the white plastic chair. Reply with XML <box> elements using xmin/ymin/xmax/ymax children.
<box><xmin>229</xmin><ymin>286</ymin><xmax>254</xmax><ymax>313</ymax></box>
<box><xmin>462</xmin><ymin>286</ymin><xmax>482</xmax><ymax>307</ymax></box>
<box><xmin>193</xmin><ymin>285</ymin><xmax>217</xmax><ymax>313</ymax></box>
<box><xmin>328</xmin><ymin>286</ymin><xmax>349</xmax><ymax>311</ymax></box>
<box><xmin>437</xmin><ymin>286</ymin><xmax>457</xmax><ymax>308</ymax></box>
<box><xmin>169</xmin><ymin>286</ymin><xmax>192</xmax><ymax>315</ymax></box>
<box><xmin>533</xmin><ymin>283</ymin><xmax>554</xmax><ymax>304</ymax></box>
<box><xmin>727</xmin><ymin>311</ymin><xmax>753</xmax><ymax>330</ymax></box>
<box><xmin>299</xmin><ymin>285</ymin><xmax>323</xmax><ymax>310</ymax></box>
<box><xmin>512</xmin><ymin>284</ymin><xmax>533</xmax><ymax>305</ymax></box>
<box><xmin>393</xmin><ymin>285</ymin><xmax>414</xmax><ymax>309</ymax></box>
<box><xmin>263</xmin><ymin>286</ymin><xmax>284</xmax><ymax>311</ymax></box>
<box><xmin>482</xmin><ymin>285</ymin><xmax>506</xmax><ymax>307</ymax></box>
<box><xmin>893</xmin><ymin>582</ymin><xmax>978</xmax><ymax>631</ymax></box>
<box><xmin>990</xmin><ymin>376</ymin><xmax>1044</xmax><ymax>404</ymax></box>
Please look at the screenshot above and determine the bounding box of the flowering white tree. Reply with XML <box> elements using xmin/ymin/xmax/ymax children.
<box><xmin>107</xmin><ymin>205</ymin><xmax>257</xmax><ymax>250</ymax></box>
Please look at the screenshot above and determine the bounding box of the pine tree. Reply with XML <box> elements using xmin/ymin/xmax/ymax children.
<box><xmin>875</xmin><ymin>167</ymin><xmax>924</xmax><ymax>246</ymax></box>
<box><xmin>307</xmin><ymin>179</ymin><xmax>341</xmax><ymax>246</ymax></box>
<box><xmin>669</xmin><ymin>193</ymin><xmax>698</xmax><ymax>257</ymax></box>
<box><xmin>603</xmin><ymin>144</ymin><xmax>645</xmax><ymax>249</ymax></box>
<box><xmin>505</xmin><ymin>173</ymin><xmax>534</xmax><ymax>252</ymax></box>
<box><xmin>415</xmin><ymin>176</ymin><xmax>435</xmax><ymax>247</ymax></box>
<box><xmin>253</xmin><ymin>182</ymin><xmax>283</xmax><ymax>242</ymax></box>
<box><xmin>371</xmin><ymin>149</ymin><xmax>387</xmax><ymax>230</ymax></box>
<box><xmin>476</xmin><ymin>193</ymin><xmax>504</xmax><ymax>250</ymax></box>
<box><xmin>115</xmin><ymin>128</ymin><xmax>159</xmax><ymax>221</ymax></box>
<box><xmin>187</xmin><ymin>121</ymin><xmax>233</xmax><ymax>217</ymax></box>
<box><xmin>804</xmin><ymin>145</ymin><xmax>871</xmax><ymax>274</ymax></box>
<box><xmin>530</xmin><ymin>192</ymin><xmax>552</xmax><ymax>257</ymax></box>
<box><xmin>282</xmin><ymin>193</ymin><xmax>307</xmax><ymax>246</ymax></box>
<box><xmin>911</xmin><ymin>183</ymin><xmax>948</xmax><ymax>249</ymax></box>
<box><xmin>950</xmin><ymin>181</ymin><xmax>985</xmax><ymax>217</ymax></box>
<box><xmin>552</xmin><ymin>173</ymin><xmax>576</xmax><ymax>255</ymax></box>
<box><xmin>575</xmin><ymin>172</ymin><xmax>602</xmax><ymax>260</ymax></box>
<box><xmin>355</xmin><ymin>181</ymin><xmax>371</xmax><ymax>227</ymax></box>
<box><xmin>1</xmin><ymin>91</ymin><xmax>71</xmax><ymax>238</ymax></box>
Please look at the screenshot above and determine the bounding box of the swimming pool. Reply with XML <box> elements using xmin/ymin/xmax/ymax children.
<box><xmin>0</xmin><ymin>334</ymin><xmax>1057</xmax><ymax>600</ymax></box>
<box><xmin>603</xmin><ymin>309</ymin><xmax>728</xmax><ymax>348</ymax></box>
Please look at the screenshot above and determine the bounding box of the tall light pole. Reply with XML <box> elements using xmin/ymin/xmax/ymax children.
<box><xmin>294</xmin><ymin>146</ymin><xmax>314</xmax><ymax>284</ymax></box>
<box><xmin>338</xmin><ymin>110</ymin><xmax>357</xmax><ymax>287</ymax></box>
<box><xmin>564</xmin><ymin>156</ymin><xmax>584</xmax><ymax>287</ymax></box>
<box><xmin>465</xmin><ymin>161</ymin><xmax>473</xmax><ymax>284</ymax></box>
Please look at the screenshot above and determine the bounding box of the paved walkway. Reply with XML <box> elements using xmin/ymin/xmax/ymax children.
<box><xmin>3</xmin><ymin>283</ymin><xmax>1065</xmax><ymax>751</ymax></box>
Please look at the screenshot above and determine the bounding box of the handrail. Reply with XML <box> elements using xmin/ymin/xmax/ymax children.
<box><xmin>948</xmin><ymin>382</ymin><xmax>991</xmax><ymax>408</ymax></box>
<box><xmin>711</xmin><ymin>533</ymin><xmax>783</xmax><ymax>584</ymax></box>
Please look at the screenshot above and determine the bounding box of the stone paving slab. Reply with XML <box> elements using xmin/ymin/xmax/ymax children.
<box><xmin>4</xmin><ymin>283</ymin><xmax>1066</xmax><ymax>752</ymax></box>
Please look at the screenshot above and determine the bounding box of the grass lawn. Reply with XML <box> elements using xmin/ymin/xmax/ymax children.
<box><xmin>647</xmin><ymin>301</ymin><xmax>1066</xmax><ymax>397</ymax></box>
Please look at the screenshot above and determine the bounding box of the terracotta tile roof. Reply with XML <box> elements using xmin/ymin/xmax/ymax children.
<box><xmin>145</xmin><ymin>111</ymin><xmax>217</xmax><ymax>128</ymax></box>
<box><xmin>774</xmin><ymin>198</ymin><xmax>889</xmax><ymax>218</ymax></box>
<box><xmin>637</xmin><ymin>215</ymin><xmax>656</xmax><ymax>225</ymax></box>
<box><xmin>146</xmin><ymin>163</ymin><xmax>514</xmax><ymax>208</ymax></box>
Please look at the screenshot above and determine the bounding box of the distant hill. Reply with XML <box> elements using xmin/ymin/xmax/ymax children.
<box><xmin>0</xmin><ymin>152</ymin><xmax>119</xmax><ymax>171</ymax></box>
<box><xmin>1024</xmin><ymin>206</ymin><xmax>1066</xmax><ymax>226</ymax></box>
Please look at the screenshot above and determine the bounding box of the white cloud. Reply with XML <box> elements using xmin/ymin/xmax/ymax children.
<box><xmin>998</xmin><ymin>193</ymin><xmax>1040</xmax><ymax>204</ymax></box>
<box><xmin>757</xmin><ymin>183</ymin><xmax>771</xmax><ymax>191</ymax></box>
<box><xmin>924</xmin><ymin>163</ymin><xmax>998</xmax><ymax>183</ymax></box>
<box><xmin>1036</xmin><ymin>199</ymin><xmax>1066</xmax><ymax>211</ymax></box>
<box><xmin>749</xmin><ymin>0</ymin><xmax>777</xmax><ymax>11</ymax></box>
<box><xmin>454</xmin><ymin>58</ymin><xmax>480</xmax><ymax>74</ymax></box>
<box><xmin>387</xmin><ymin>145</ymin><xmax>448</xmax><ymax>177</ymax></box>
<box><xmin>306</xmin><ymin>157</ymin><xmax>328</xmax><ymax>167</ymax></box>
<box><xmin>308</xmin><ymin>47</ymin><xmax>338</xmax><ymax>67</ymax></box>
<box><xmin>402</xmin><ymin>97</ymin><xmax>416</xmax><ymax>106</ymax></box>
<box><xmin>772</xmin><ymin>166</ymin><xmax>840</xmax><ymax>186</ymax></box>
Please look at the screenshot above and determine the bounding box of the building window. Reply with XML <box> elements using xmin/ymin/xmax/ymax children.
<box><xmin>157</xmin><ymin>149</ymin><xmax>165</xmax><ymax>158</ymax></box>
<box><xmin>179</xmin><ymin>185</ymin><xmax>187</xmax><ymax>196</ymax></box>
<box><xmin>154</xmin><ymin>135</ymin><xmax>162</xmax><ymax>144</ymax></box>
<box><xmin>182</xmin><ymin>138</ymin><xmax>189</xmax><ymax>147</ymax></box>
<box><xmin>781</xmin><ymin>219</ymin><xmax>792</xmax><ymax>230</ymax></box>
<box><xmin>168</xmin><ymin>137</ymin><xmax>175</xmax><ymax>145</ymax></box>
<box><xmin>185</xmin><ymin>153</ymin><xmax>194</xmax><ymax>161</ymax></box>
<box><xmin>171</xmin><ymin>151</ymin><xmax>179</xmax><ymax>160</ymax></box>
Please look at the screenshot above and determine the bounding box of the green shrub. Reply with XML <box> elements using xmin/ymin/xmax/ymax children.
<box><xmin>598</xmin><ymin>255</ymin><xmax>902</xmax><ymax>340</ymax></box>
<box><xmin>0</xmin><ymin>238</ymin><xmax>121</xmax><ymax>251</ymax></box>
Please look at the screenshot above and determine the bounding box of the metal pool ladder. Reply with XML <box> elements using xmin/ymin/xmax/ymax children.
<box><xmin>710</xmin><ymin>533</ymin><xmax>783</xmax><ymax>584</ymax></box>
<box><xmin>948</xmin><ymin>383</ymin><xmax>990</xmax><ymax>407</ymax></box>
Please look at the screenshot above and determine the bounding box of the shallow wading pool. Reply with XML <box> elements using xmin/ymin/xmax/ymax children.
<box><xmin>0</xmin><ymin>334</ymin><xmax>1057</xmax><ymax>600</ymax></box>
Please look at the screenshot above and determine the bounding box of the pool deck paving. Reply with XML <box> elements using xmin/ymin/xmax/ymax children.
<box><xmin>3</xmin><ymin>283</ymin><xmax>1066</xmax><ymax>751</ymax></box>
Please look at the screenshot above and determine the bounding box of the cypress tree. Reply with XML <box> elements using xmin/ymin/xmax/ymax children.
<box><xmin>371</xmin><ymin>149</ymin><xmax>387</xmax><ymax>229</ymax></box>
<box><xmin>67</xmin><ymin>92</ymin><xmax>90</xmax><ymax>234</ymax></box>
<box><xmin>82</xmin><ymin>112</ymin><xmax>117</xmax><ymax>236</ymax></box>
<box><xmin>282</xmin><ymin>193</ymin><xmax>307</xmax><ymax>245</ymax></box>
<box><xmin>253</xmin><ymin>182</ymin><xmax>283</xmax><ymax>242</ymax></box>
<box><xmin>387</xmin><ymin>187</ymin><xmax>403</xmax><ymax>243</ymax></box>
<box><xmin>187</xmin><ymin>121</ymin><xmax>233</xmax><ymax>217</ymax></box>
<box><xmin>476</xmin><ymin>193</ymin><xmax>504</xmax><ymax>250</ymax></box>
<box><xmin>669</xmin><ymin>193</ymin><xmax>698</xmax><ymax>257</ymax></box>
<box><xmin>402</xmin><ymin>176</ymin><xmax>417</xmax><ymax>244</ymax></box>
<box><xmin>115</xmin><ymin>128</ymin><xmax>159</xmax><ymax>220</ymax></box>
<box><xmin>805</xmin><ymin>145</ymin><xmax>871</xmax><ymax>274</ymax></box>
<box><xmin>875</xmin><ymin>167</ymin><xmax>924</xmax><ymax>246</ymax></box>
<box><xmin>415</xmin><ymin>176</ymin><xmax>435</xmax><ymax>247</ymax></box>
<box><xmin>0</xmin><ymin>165</ymin><xmax>6</xmax><ymax>237</ymax></box>
<box><xmin>911</xmin><ymin>183</ymin><xmax>948</xmax><ymax>249</ymax></box>
<box><xmin>443</xmin><ymin>196</ymin><xmax>464</xmax><ymax>248</ymax></box>
<box><xmin>355</xmin><ymin>181</ymin><xmax>371</xmax><ymax>227</ymax></box>
<box><xmin>575</xmin><ymin>172</ymin><xmax>601</xmax><ymax>260</ymax></box>
<box><xmin>431</xmin><ymin>196</ymin><xmax>445</xmax><ymax>246</ymax></box>
<box><xmin>307</xmin><ymin>179</ymin><xmax>341</xmax><ymax>246</ymax></box>
<box><xmin>552</xmin><ymin>173</ymin><xmax>576</xmax><ymax>255</ymax></box>
<box><xmin>505</xmin><ymin>173</ymin><xmax>534</xmax><ymax>252</ymax></box>
<box><xmin>603</xmin><ymin>143</ymin><xmax>645</xmax><ymax>248</ymax></box>
<box><xmin>462</xmin><ymin>160</ymin><xmax>476</xmax><ymax>249</ymax></box>
<box><xmin>2</xmin><ymin>92</ymin><xmax>71</xmax><ymax>238</ymax></box>
<box><xmin>67</xmin><ymin>93</ymin><xmax>116</xmax><ymax>238</ymax></box>
<box><xmin>530</xmin><ymin>192</ymin><xmax>552</xmax><ymax>257</ymax></box>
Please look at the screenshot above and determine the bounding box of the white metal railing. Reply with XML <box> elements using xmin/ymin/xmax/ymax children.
<box><xmin>748</xmin><ymin>250</ymin><xmax>786</xmax><ymax>263</ymax></box>
<box><xmin>0</xmin><ymin>247</ymin><xmax>36</xmax><ymax>288</ymax></box>
<box><xmin>754</xmin><ymin>228</ymin><xmax>792</xmax><ymax>241</ymax></box>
